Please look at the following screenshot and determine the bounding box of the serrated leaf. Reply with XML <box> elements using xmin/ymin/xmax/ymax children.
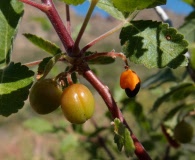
<box><xmin>96</xmin><ymin>0</ymin><xmax>125</xmax><ymax>20</ymax></box>
<box><xmin>120</xmin><ymin>21</ymin><xmax>188</xmax><ymax>68</ymax></box>
<box><xmin>23</xmin><ymin>117</ymin><xmax>54</xmax><ymax>133</ymax></box>
<box><xmin>151</xmin><ymin>83</ymin><xmax>195</xmax><ymax>112</ymax></box>
<box><xmin>141</xmin><ymin>68</ymin><xmax>177</xmax><ymax>88</ymax></box>
<box><xmin>38</xmin><ymin>53</ymin><xmax>63</xmax><ymax>80</ymax></box>
<box><xmin>179</xmin><ymin>18</ymin><xmax>195</xmax><ymax>43</ymax></box>
<box><xmin>113</xmin><ymin>118</ymin><xmax>135</xmax><ymax>155</ymax></box>
<box><xmin>85</xmin><ymin>52</ymin><xmax>115</xmax><ymax>64</ymax></box>
<box><xmin>60</xmin><ymin>0</ymin><xmax>85</xmax><ymax>5</ymax></box>
<box><xmin>0</xmin><ymin>62</ymin><xmax>34</xmax><ymax>116</ymax></box>
<box><xmin>0</xmin><ymin>0</ymin><xmax>24</xmax><ymax>69</ymax></box>
<box><xmin>112</xmin><ymin>0</ymin><xmax>166</xmax><ymax>13</ymax></box>
<box><xmin>23</xmin><ymin>33</ymin><xmax>62</xmax><ymax>56</ymax></box>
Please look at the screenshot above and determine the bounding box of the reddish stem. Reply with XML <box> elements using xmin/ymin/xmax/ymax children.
<box><xmin>83</xmin><ymin>69</ymin><xmax>152</xmax><ymax>160</ymax></box>
<box><xmin>65</xmin><ymin>4</ymin><xmax>71</xmax><ymax>34</ymax></box>
<box><xmin>41</xmin><ymin>0</ymin><xmax>75</xmax><ymax>54</ymax></box>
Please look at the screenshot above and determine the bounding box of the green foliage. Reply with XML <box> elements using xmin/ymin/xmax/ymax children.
<box><xmin>189</xmin><ymin>43</ymin><xmax>195</xmax><ymax>69</ymax></box>
<box><xmin>60</xmin><ymin>0</ymin><xmax>85</xmax><ymax>5</ymax></box>
<box><xmin>38</xmin><ymin>53</ymin><xmax>64</xmax><ymax>80</ymax></box>
<box><xmin>0</xmin><ymin>0</ymin><xmax>23</xmax><ymax>69</ymax></box>
<box><xmin>96</xmin><ymin>0</ymin><xmax>126</xmax><ymax>20</ymax></box>
<box><xmin>23</xmin><ymin>117</ymin><xmax>54</xmax><ymax>133</ymax></box>
<box><xmin>112</xmin><ymin>0</ymin><xmax>166</xmax><ymax>13</ymax></box>
<box><xmin>0</xmin><ymin>62</ymin><xmax>34</xmax><ymax>116</ymax></box>
<box><xmin>113</xmin><ymin>118</ymin><xmax>135</xmax><ymax>157</ymax></box>
<box><xmin>142</xmin><ymin>68</ymin><xmax>177</xmax><ymax>88</ymax></box>
<box><xmin>37</xmin><ymin>57</ymin><xmax>52</xmax><ymax>76</ymax></box>
<box><xmin>120</xmin><ymin>20</ymin><xmax>188</xmax><ymax>68</ymax></box>
<box><xmin>60</xmin><ymin>135</ymin><xmax>79</xmax><ymax>152</ymax></box>
<box><xmin>23</xmin><ymin>33</ymin><xmax>62</xmax><ymax>56</ymax></box>
<box><xmin>179</xmin><ymin>19</ymin><xmax>195</xmax><ymax>43</ymax></box>
<box><xmin>31</xmin><ymin>17</ymin><xmax>52</xmax><ymax>31</ymax></box>
<box><xmin>152</xmin><ymin>83</ymin><xmax>195</xmax><ymax>112</ymax></box>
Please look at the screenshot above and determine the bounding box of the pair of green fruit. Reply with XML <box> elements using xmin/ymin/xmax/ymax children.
<box><xmin>29</xmin><ymin>79</ymin><xmax>95</xmax><ymax>124</ymax></box>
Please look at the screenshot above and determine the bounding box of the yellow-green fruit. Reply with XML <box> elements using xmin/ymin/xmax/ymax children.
<box><xmin>61</xmin><ymin>83</ymin><xmax>95</xmax><ymax>124</ymax></box>
<box><xmin>174</xmin><ymin>120</ymin><xmax>194</xmax><ymax>143</ymax></box>
<box><xmin>29</xmin><ymin>79</ymin><xmax>62</xmax><ymax>114</ymax></box>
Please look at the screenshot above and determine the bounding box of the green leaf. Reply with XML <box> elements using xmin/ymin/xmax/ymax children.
<box><xmin>182</xmin><ymin>0</ymin><xmax>195</xmax><ymax>7</ymax></box>
<box><xmin>112</xmin><ymin>0</ymin><xmax>166</xmax><ymax>13</ymax></box>
<box><xmin>124</xmin><ymin>128</ymin><xmax>135</xmax><ymax>157</ymax></box>
<box><xmin>161</xmin><ymin>103</ymin><xmax>195</xmax><ymax>127</ymax></box>
<box><xmin>23</xmin><ymin>33</ymin><xmax>62</xmax><ymax>56</ymax></box>
<box><xmin>32</xmin><ymin>17</ymin><xmax>51</xmax><ymax>31</ymax></box>
<box><xmin>37</xmin><ymin>57</ymin><xmax>52</xmax><ymax>76</ymax></box>
<box><xmin>0</xmin><ymin>0</ymin><xmax>24</xmax><ymax>69</ymax></box>
<box><xmin>60</xmin><ymin>135</ymin><xmax>79</xmax><ymax>152</ymax></box>
<box><xmin>142</xmin><ymin>68</ymin><xmax>177</xmax><ymax>88</ymax></box>
<box><xmin>151</xmin><ymin>83</ymin><xmax>195</xmax><ymax>112</ymax></box>
<box><xmin>96</xmin><ymin>0</ymin><xmax>125</xmax><ymax>20</ymax></box>
<box><xmin>185</xmin><ymin>11</ymin><xmax>195</xmax><ymax>21</ymax></box>
<box><xmin>163</xmin><ymin>104</ymin><xmax>184</xmax><ymax>122</ymax></box>
<box><xmin>85</xmin><ymin>52</ymin><xmax>115</xmax><ymax>64</ymax></box>
<box><xmin>38</xmin><ymin>53</ymin><xmax>63</xmax><ymax>80</ymax></box>
<box><xmin>60</xmin><ymin>0</ymin><xmax>85</xmax><ymax>5</ymax></box>
<box><xmin>122</xmin><ymin>99</ymin><xmax>151</xmax><ymax>131</ymax></box>
<box><xmin>113</xmin><ymin>118</ymin><xmax>135</xmax><ymax>156</ymax></box>
<box><xmin>179</xmin><ymin>18</ymin><xmax>195</xmax><ymax>43</ymax></box>
<box><xmin>120</xmin><ymin>21</ymin><xmax>188</xmax><ymax>68</ymax></box>
<box><xmin>0</xmin><ymin>62</ymin><xmax>34</xmax><ymax>116</ymax></box>
<box><xmin>23</xmin><ymin>117</ymin><xmax>54</xmax><ymax>133</ymax></box>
